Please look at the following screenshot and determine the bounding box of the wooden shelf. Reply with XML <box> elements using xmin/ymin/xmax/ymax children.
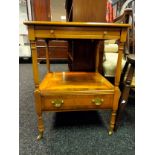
<box><xmin>39</xmin><ymin>72</ymin><xmax>114</xmax><ymax>95</ymax></box>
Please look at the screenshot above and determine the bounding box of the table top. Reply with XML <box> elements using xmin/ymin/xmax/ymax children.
<box><xmin>24</xmin><ymin>21</ymin><xmax>131</xmax><ymax>28</ymax></box>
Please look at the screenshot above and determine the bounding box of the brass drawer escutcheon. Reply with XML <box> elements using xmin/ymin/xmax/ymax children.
<box><xmin>51</xmin><ymin>99</ymin><xmax>64</xmax><ymax>108</ymax></box>
<box><xmin>92</xmin><ymin>98</ymin><xmax>104</xmax><ymax>106</ymax></box>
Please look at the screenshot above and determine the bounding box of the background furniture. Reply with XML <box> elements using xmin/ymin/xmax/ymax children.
<box><xmin>65</xmin><ymin>0</ymin><xmax>107</xmax><ymax>71</ymax></box>
<box><xmin>19</xmin><ymin>0</ymin><xmax>31</xmax><ymax>61</ymax></box>
<box><xmin>36</xmin><ymin>40</ymin><xmax>68</xmax><ymax>63</ymax></box>
<box><xmin>24</xmin><ymin>21</ymin><xmax>130</xmax><ymax>140</ymax></box>
<box><xmin>30</xmin><ymin>0</ymin><xmax>68</xmax><ymax>62</ymax></box>
<box><xmin>103</xmin><ymin>8</ymin><xmax>134</xmax><ymax>78</ymax></box>
<box><xmin>31</xmin><ymin>0</ymin><xmax>51</xmax><ymax>21</ymax></box>
<box><xmin>115</xmin><ymin>54</ymin><xmax>135</xmax><ymax>128</ymax></box>
<box><xmin>115</xmin><ymin>8</ymin><xmax>135</xmax><ymax>129</ymax></box>
<box><xmin>102</xmin><ymin>7</ymin><xmax>135</xmax><ymax>130</ymax></box>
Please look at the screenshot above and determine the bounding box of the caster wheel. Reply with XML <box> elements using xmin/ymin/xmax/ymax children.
<box><xmin>108</xmin><ymin>131</ymin><xmax>113</xmax><ymax>136</ymax></box>
<box><xmin>37</xmin><ymin>132</ymin><xmax>43</xmax><ymax>140</ymax></box>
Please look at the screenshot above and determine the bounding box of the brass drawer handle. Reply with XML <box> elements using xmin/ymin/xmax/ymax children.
<box><xmin>104</xmin><ymin>31</ymin><xmax>108</xmax><ymax>35</ymax></box>
<box><xmin>51</xmin><ymin>99</ymin><xmax>63</xmax><ymax>108</ymax></box>
<box><xmin>92</xmin><ymin>98</ymin><xmax>104</xmax><ymax>106</ymax></box>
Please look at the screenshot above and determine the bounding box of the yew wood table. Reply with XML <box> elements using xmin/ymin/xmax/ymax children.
<box><xmin>24</xmin><ymin>21</ymin><xmax>130</xmax><ymax>140</ymax></box>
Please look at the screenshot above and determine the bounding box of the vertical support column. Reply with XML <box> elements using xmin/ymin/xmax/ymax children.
<box><xmin>115</xmin><ymin>42</ymin><xmax>124</xmax><ymax>87</ymax></box>
<box><xmin>34</xmin><ymin>89</ymin><xmax>44</xmax><ymax>140</ymax></box>
<box><xmin>30</xmin><ymin>40</ymin><xmax>39</xmax><ymax>88</ymax></box>
<box><xmin>28</xmin><ymin>26</ymin><xmax>43</xmax><ymax>140</ymax></box>
<box><xmin>114</xmin><ymin>28</ymin><xmax>128</xmax><ymax>87</ymax></box>
<box><xmin>45</xmin><ymin>39</ymin><xmax>50</xmax><ymax>72</ymax></box>
<box><xmin>109</xmin><ymin>42</ymin><xmax>124</xmax><ymax>135</ymax></box>
<box><xmin>109</xmin><ymin>87</ymin><xmax>121</xmax><ymax>135</ymax></box>
<box><xmin>109</xmin><ymin>28</ymin><xmax>127</xmax><ymax>135</ymax></box>
<box><xmin>95</xmin><ymin>41</ymin><xmax>101</xmax><ymax>72</ymax></box>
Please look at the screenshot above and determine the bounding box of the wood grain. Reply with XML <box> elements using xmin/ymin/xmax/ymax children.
<box><xmin>39</xmin><ymin>72</ymin><xmax>114</xmax><ymax>95</ymax></box>
<box><xmin>25</xmin><ymin>21</ymin><xmax>130</xmax><ymax>137</ymax></box>
<box><xmin>45</xmin><ymin>40</ymin><xmax>50</xmax><ymax>72</ymax></box>
<box><xmin>31</xmin><ymin>0</ymin><xmax>51</xmax><ymax>21</ymax></box>
<box><xmin>42</xmin><ymin>94</ymin><xmax>114</xmax><ymax>111</ymax></box>
<box><xmin>24</xmin><ymin>21</ymin><xmax>131</xmax><ymax>27</ymax></box>
<box><xmin>30</xmin><ymin>41</ymin><xmax>39</xmax><ymax>88</ymax></box>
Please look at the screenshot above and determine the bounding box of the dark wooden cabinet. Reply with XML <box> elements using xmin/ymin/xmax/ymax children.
<box><xmin>66</xmin><ymin>0</ymin><xmax>107</xmax><ymax>71</ymax></box>
<box><xmin>68</xmin><ymin>40</ymin><xmax>96</xmax><ymax>71</ymax></box>
<box><xmin>31</xmin><ymin>0</ymin><xmax>51</xmax><ymax>21</ymax></box>
<box><xmin>30</xmin><ymin>0</ymin><xmax>68</xmax><ymax>62</ymax></box>
<box><xmin>37</xmin><ymin>40</ymin><xmax>68</xmax><ymax>62</ymax></box>
<box><xmin>72</xmin><ymin>0</ymin><xmax>107</xmax><ymax>22</ymax></box>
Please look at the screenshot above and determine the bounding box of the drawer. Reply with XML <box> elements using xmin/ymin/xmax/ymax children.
<box><xmin>41</xmin><ymin>94</ymin><xmax>114</xmax><ymax>111</ymax></box>
<box><xmin>35</xmin><ymin>29</ymin><xmax>120</xmax><ymax>40</ymax></box>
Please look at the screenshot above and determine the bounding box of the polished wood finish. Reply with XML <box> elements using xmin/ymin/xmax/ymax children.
<box><xmin>42</xmin><ymin>94</ymin><xmax>114</xmax><ymax>111</ymax></box>
<box><xmin>39</xmin><ymin>72</ymin><xmax>114</xmax><ymax>95</ymax></box>
<box><xmin>115</xmin><ymin>54</ymin><xmax>135</xmax><ymax>129</ymax></box>
<box><xmin>30</xmin><ymin>40</ymin><xmax>39</xmax><ymax>87</ymax></box>
<box><xmin>24</xmin><ymin>21</ymin><xmax>130</xmax><ymax>139</ymax></box>
<box><xmin>36</xmin><ymin>40</ymin><xmax>68</xmax><ymax>62</ymax></box>
<box><xmin>72</xmin><ymin>0</ymin><xmax>107</xmax><ymax>22</ymax></box>
<box><xmin>31</xmin><ymin>0</ymin><xmax>51</xmax><ymax>21</ymax></box>
<box><xmin>45</xmin><ymin>40</ymin><xmax>50</xmax><ymax>72</ymax></box>
<box><xmin>40</xmin><ymin>72</ymin><xmax>114</xmax><ymax>111</ymax></box>
<box><xmin>65</xmin><ymin>0</ymin><xmax>107</xmax><ymax>71</ymax></box>
<box><xmin>113</xmin><ymin>8</ymin><xmax>135</xmax><ymax>130</ymax></box>
<box><xmin>34</xmin><ymin>89</ymin><xmax>44</xmax><ymax>140</ymax></box>
<box><xmin>24</xmin><ymin>21</ymin><xmax>130</xmax><ymax>27</ymax></box>
<box><xmin>30</xmin><ymin>1</ymin><xmax>68</xmax><ymax>62</ymax></box>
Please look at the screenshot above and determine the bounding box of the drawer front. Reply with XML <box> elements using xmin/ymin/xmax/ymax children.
<box><xmin>35</xmin><ymin>29</ymin><xmax>120</xmax><ymax>40</ymax></box>
<box><xmin>41</xmin><ymin>94</ymin><xmax>114</xmax><ymax>111</ymax></box>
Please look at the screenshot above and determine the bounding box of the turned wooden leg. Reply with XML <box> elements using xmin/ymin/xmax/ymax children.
<box><xmin>109</xmin><ymin>110</ymin><xmax>117</xmax><ymax>135</ymax></box>
<box><xmin>37</xmin><ymin>115</ymin><xmax>44</xmax><ymax>140</ymax></box>
<box><xmin>109</xmin><ymin>87</ymin><xmax>121</xmax><ymax>135</ymax></box>
<box><xmin>34</xmin><ymin>89</ymin><xmax>44</xmax><ymax>140</ymax></box>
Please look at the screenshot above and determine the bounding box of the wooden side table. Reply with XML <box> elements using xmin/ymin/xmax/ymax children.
<box><xmin>24</xmin><ymin>21</ymin><xmax>130</xmax><ymax>140</ymax></box>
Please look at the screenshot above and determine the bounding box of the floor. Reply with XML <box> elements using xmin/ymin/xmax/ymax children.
<box><xmin>19</xmin><ymin>63</ymin><xmax>135</xmax><ymax>155</ymax></box>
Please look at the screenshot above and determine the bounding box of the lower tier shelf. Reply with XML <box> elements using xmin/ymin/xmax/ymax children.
<box><xmin>39</xmin><ymin>72</ymin><xmax>114</xmax><ymax>95</ymax></box>
<box><xmin>37</xmin><ymin>72</ymin><xmax>115</xmax><ymax>111</ymax></box>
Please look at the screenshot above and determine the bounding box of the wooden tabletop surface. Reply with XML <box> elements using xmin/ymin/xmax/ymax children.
<box><xmin>24</xmin><ymin>21</ymin><xmax>131</xmax><ymax>28</ymax></box>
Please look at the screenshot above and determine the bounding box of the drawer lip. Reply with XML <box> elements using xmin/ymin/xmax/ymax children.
<box><xmin>40</xmin><ymin>89</ymin><xmax>114</xmax><ymax>97</ymax></box>
<box><xmin>42</xmin><ymin>107</ymin><xmax>112</xmax><ymax>112</ymax></box>
<box><xmin>40</xmin><ymin>90</ymin><xmax>114</xmax><ymax>96</ymax></box>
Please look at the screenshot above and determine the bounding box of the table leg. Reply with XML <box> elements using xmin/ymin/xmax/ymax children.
<box><xmin>34</xmin><ymin>89</ymin><xmax>44</xmax><ymax>140</ymax></box>
<box><xmin>109</xmin><ymin>110</ymin><xmax>117</xmax><ymax>135</ymax></box>
<box><xmin>109</xmin><ymin>87</ymin><xmax>121</xmax><ymax>135</ymax></box>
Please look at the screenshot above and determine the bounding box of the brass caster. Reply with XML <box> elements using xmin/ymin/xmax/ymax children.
<box><xmin>108</xmin><ymin>131</ymin><xmax>113</xmax><ymax>136</ymax></box>
<box><xmin>37</xmin><ymin>132</ymin><xmax>43</xmax><ymax>140</ymax></box>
